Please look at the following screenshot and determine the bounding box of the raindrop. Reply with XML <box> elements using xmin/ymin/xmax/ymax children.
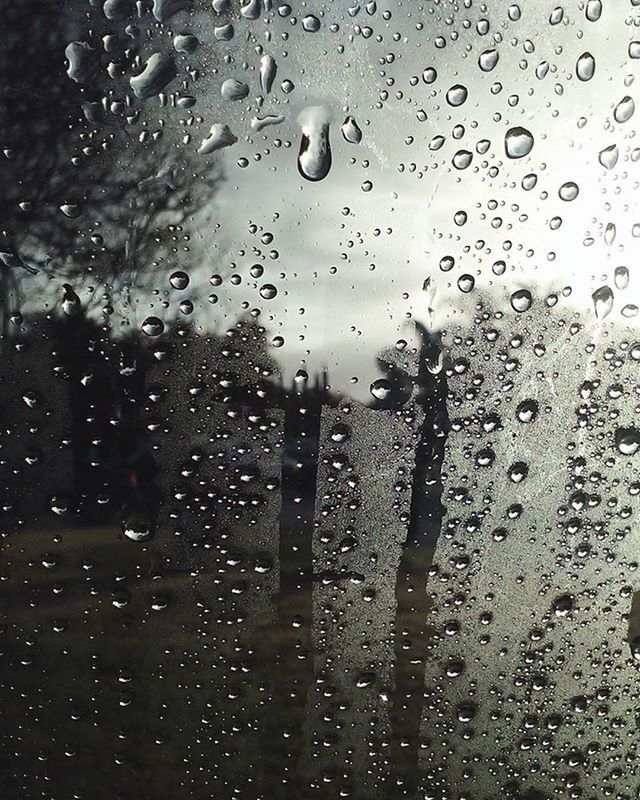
<box><xmin>198</xmin><ymin>124</ymin><xmax>237</xmax><ymax>155</ymax></box>
<box><xmin>516</xmin><ymin>399</ymin><xmax>539</xmax><ymax>423</ymax></box>
<box><xmin>614</xmin><ymin>95</ymin><xmax>635</xmax><ymax>123</ymax></box>
<box><xmin>508</xmin><ymin>461</ymin><xmax>528</xmax><ymax>483</ymax></box>
<box><xmin>260</xmin><ymin>55</ymin><xmax>277</xmax><ymax>95</ymax></box>
<box><xmin>599</xmin><ymin>144</ymin><xmax>619</xmax><ymax>169</ymax></box>
<box><xmin>173</xmin><ymin>34</ymin><xmax>199</xmax><ymax>54</ymax></box>
<box><xmin>130</xmin><ymin>53</ymin><xmax>177</xmax><ymax>100</ymax></box>
<box><xmin>591</xmin><ymin>285</ymin><xmax>613</xmax><ymax>320</ymax></box>
<box><xmin>302</xmin><ymin>14</ymin><xmax>321</xmax><ymax>32</ymax></box>
<box><xmin>510</xmin><ymin>289</ymin><xmax>533</xmax><ymax>312</ymax></box>
<box><xmin>297</xmin><ymin>106</ymin><xmax>332</xmax><ymax>181</ymax></box>
<box><xmin>446</xmin><ymin>84</ymin><xmax>468</xmax><ymax>106</ymax></box>
<box><xmin>616</xmin><ymin>427</ymin><xmax>640</xmax><ymax>455</ymax></box>
<box><xmin>452</xmin><ymin>150</ymin><xmax>473</xmax><ymax>169</ymax></box>
<box><xmin>478</xmin><ymin>49</ymin><xmax>499</xmax><ymax>71</ymax></box>
<box><xmin>60</xmin><ymin>203</ymin><xmax>82</xmax><ymax>218</ymax></box>
<box><xmin>259</xmin><ymin>284</ymin><xmax>277</xmax><ymax>300</ymax></box>
<box><xmin>169</xmin><ymin>271</ymin><xmax>189</xmax><ymax>289</ymax></box>
<box><xmin>370</xmin><ymin>379</ymin><xmax>392</xmax><ymax>401</ymax></box>
<box><xmin>586</xmin><ymin>0</ymin><xmax>602</xmax><ymax>21</ymax></box>
<box><xmin>576</xmin><ymin>52</ymin><xmax>596</xmax><ymax>81</ymax></box>
<box><xmin>559</xmin><ymin>181</ymin><xmax>579</xmax><ymax>201</ymax></box>
<box><xmin>122</xmin><ymin>520</ymin><xmax>153</xmax><ymax>542</ymax></box>
<box><xmin>221</xmin><ymin>78</ymin><xmax>250</xmax><ymax>101</ymax></box>
<box><xmin>422</xmin><ymin>67</ymin><xmax>437</xmax><ymax>84</ymax></box>
<box><xmin>549</xmin><ymin>6</ymin><xmax>564</xmax><ymax>24</ymax></box>
<box><xmin>504</xmin><ymin>126</ymin><xmax>534</xmax><ymax>158</ymax></box>
<box><xmin>553</xmin><ymin>594</ymin><xmax>574</xmax><ymax>617</ymax></box>
<box><xmin>142</xmin><ymin>317</ymin><xmax>165</xmax><ymax>336</ymax></box>
<box><xmin>614</xmin><ymin>266</ymin><xmax>629</xmax><ymax>290</ymax></box>
<box><xmin>341</xmin><ymin>116</ymin><xmax>362</xmax><ymax>144</ymax></box>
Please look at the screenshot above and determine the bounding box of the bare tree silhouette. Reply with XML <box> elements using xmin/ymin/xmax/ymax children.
<box><xmin>0</xmin><ymin>0</ymin><xmax>223</xmax><ymax>336</ymax></box>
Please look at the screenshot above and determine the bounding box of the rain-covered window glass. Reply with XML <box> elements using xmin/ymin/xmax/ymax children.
<box><xmin>3</xmin><ymin>1</ymin><xmax>640</xmax><ymax>799</ymax></box>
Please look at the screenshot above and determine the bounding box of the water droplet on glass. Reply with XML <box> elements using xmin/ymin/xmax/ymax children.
<box><xmin>559</xmin><ymin>181</ymin><xmax>579</xmax><ymax>201</ymax></box>
<box><xmin>169</xmin><ymin>271</ymin><xmax>189</xmax><ymax>289</ymax></box>
<box><xmin>259</xmin><ymin>55</ymin><xmax>277</xmax><ymax>95</ymax></box>
<box><xmin>614</xmin><ymin>95</ymin><xmax>635</xmax><ymax>123</ymax></box>
<box><xmin>510</xmin><ymin>289</ymin><xmax>533</xmax><ymax>312</ymax></box>
<box><xmin>599</xmin><ymin>144</ymin><xmax>619</xmax><ymax>169</ymax></box>
<box><xmin>130</xmin><ymin>53</ymin><xmax>177</xmax><ymax>100</ymax></box>
<box><xmin>259</xmin><ymin>284</ymin><xmax>277</xmax><ymax>300</ymax></box>
<box><xmin>446</xmin><ymin>84</ymin><xmax>468</xmax><ymax>107</ymax></box>
<box><xmin>142</xmin><ymin>317</ymin><xmax>165</xmax><ymax>336</ymax></box>
<box><xmin>173</xmin><ymin>33</ymin><xmax>199</xmax><ymax>54</ymax></box>
<box><xmin>221</xmin><ymin>78</ymin><xmax>250</xmax><ymax>101</ymax></box>
<box><xmin>591</xmin><ymin>285</ymin><xmax>613</xmax><ymax>320</ymax></box>
<box><xmin>341</xmin><ymin>116</ymin><xmax>362</xmax><ymax>144</ymax></box>
<box><xmin>505</xmin><ymin>126</ymin><xmax>534</xmax><ymax>158</ymax></box>
<box><xmin>614</xmin><ymin>266</ymin><xmax>629</xmax><ymax>290</ymax></box>
<box><xmin>452</xmin><ymin>149</ymin><xmax>473</xmax><ymax>169</ymax></box>
<box><xmin>478</xmin><ymin>49</ymin><xmax>499</xmax><ymax>71</ymax></box>
<box><xmin>370</xmin><ymin>379</ymin><xmax>392</xmax><ymax>401</ymax></box>
<box><xmin>122</xmin><ymin>520</ymin><xmax>153</xmax><ymax>542</ymax></box>
<box><xmin>516</xmin><ymin>399</ymin><xmax>539</xmax><ymax>423</ymax></box>
<box><xmin>302</xmin><ymin>14</ymin><xmax>321</xmax><ymax>32</ymax></box>
<box><xmin>297</xmin><ymin>106</ymin><xmax>332</xmax><ymax>182</ymax></box>
<box><xmin>553</xmin><ymin>594</ymin><xmax>574</xmax><ymax>617</ymax></box>
<box><xmin>576</xmin><ymin>52</ymin><xmax>596</xmax><ymax>81</ymax></box>
<box><xmin>198</xmin><ymin>123</ymin><xmax>237</xmax><ymax>155</ymax></box>
<box><xmin>422</xmin><ymin>67</ymin><xmax>437</xmax><ymax>84</ymax></box>
<box><xmin>616</xmin><ymin>427</ymin><xmax>640</xmax><ymax>455</ymax></box>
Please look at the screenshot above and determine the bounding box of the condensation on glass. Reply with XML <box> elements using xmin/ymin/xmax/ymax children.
<box><xmin>2</xmin><ymin>1</ymin><xmax>640</xmax><ymax>799</ymax></box>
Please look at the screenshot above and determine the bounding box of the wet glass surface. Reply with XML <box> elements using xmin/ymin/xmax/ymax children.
<box><xmin>2</xmin><ymin>2</ymin><xmax>640</xmax><ymax>799</ymax></box>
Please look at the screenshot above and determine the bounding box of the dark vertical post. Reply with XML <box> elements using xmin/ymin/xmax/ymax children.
<box><xmin>263</xmin><ymin>372</ymin><xmax>323</xmax><ymax>796</ymax></box>
<box><xmin>53</xmin><ymin>315</ymin><xmax>115</xmax><ymax>523</ymax></box>
<box><xmin>389</xmin><ymin>324</ymin><xmax>449</xmax><ymax>798</ymax></box>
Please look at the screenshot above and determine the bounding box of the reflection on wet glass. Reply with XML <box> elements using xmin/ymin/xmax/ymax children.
<box><xmin>2</xmin><ymin>1</ymin><xmax>640</xmax><ymax>798</ymax></box>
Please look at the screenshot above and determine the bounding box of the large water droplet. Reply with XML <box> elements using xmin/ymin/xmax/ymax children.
<box><xmin>297</xmin><ymin>106</ymin><xmax>332</xmax><ymax>182</ymax></box>
<box><xmin>616</xmin><ymin>427</ymin><xmax>640</xmax><ymax>455</ymax></box>
<box><xmin>259</xmin><ymin>55</ymin><xmax>277</xmax><ymax>95</ymax></box>
<box><xmin>142</xmin><ymin>317</ymin><xmax>165</xmax><ymax>336</ymax></box>
<box><xmin>614</xmin><ymin>95</ymin><xmax>635</xmax><ymax>123</ymax></box>
<box><xmin>591</xmin><ymin>285</ymin><xmax>613</xmax><ymax>320</ymax></box>
<box><xmin>198</xmin><ymin>123</ymin><xmax>237</xmax><ymax>154</ymax></box>
<box><xmin>446</xmin><ymin>84</ymin><xmax>468</xmax><ymax>107</ymax></box>
<box><xmin>302</xmin><ymin>14</ymin><xmax>321</xmax><ymax>32</ymax></box>
<box><xmin>478</xmin><ymin>49</ymin><xmax>499</xmax><ymax>71</ymax></box>
<box><xmin>516</xmin><ymin>399</ymin><xmax>539</xmax><ymax>423</ymax></box>
<box><xmin>221</xmin><ymin>78</ymin><xmax>249</xmax><ymax>101</ymax></box>
<box><xmin>576</xmin><ymin>52</ymin><xmax>596</xmax><ymax>81</ymax></box>
<box><xmin>599</xmin><ymin>144</ymin><xmax>619</xmax><ymax>170</ymax></box>
<box><xmin>510</xmin><ymin>289</ymin><xmax>533</xmax><ymax>312</ymax></box>
<box><xmin>559</xmin><ymin>181</ymin><xmax>579</xmax><ymax>201</ymax></box>
<box><xmin>341</xmin><ymin>116</ymin><xmax>362</xmax><ymax>144</ymax></box>
<box><xmin>130</xmin><ymin>53</ymin><xmax>177</xmax><ymax>100</ymax></box>
<box><xmin>370</xmin><ymin>379</ymin><xmax>392</xmax><ymax>401</ymax></box>
<box><xmin>452</xmin><ymin>150</ymin><xmax>473</xmax><ymax>169</ymax></box>
<box><xmin>614</xmin><ymin>266</ymin><xmax>629</xmax><ymax>290</ymax></box>
<box><xmin>170</xmin><ymin>271</ymin><xmax>189</xmax><ymax>290</ymax></box>
<box><xmin>505</xmin><ymin>126</ymin><xmax>534</xmax><ymax>158</ymax></box>
<box><xmin>585</xmin><ymin>0</ymin><xmax>602</xmax><ymax>21</ymax></box>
